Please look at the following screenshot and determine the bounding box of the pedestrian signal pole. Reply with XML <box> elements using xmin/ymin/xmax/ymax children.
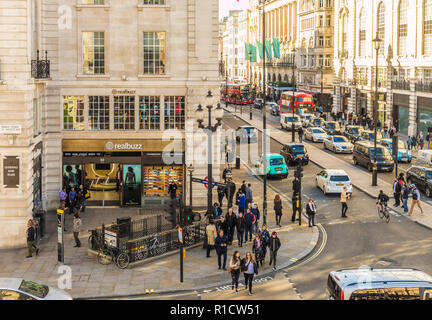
<box><xmin>178</xmin><ymin>226</ymin><xmax>184</xmax><ymax>283</ymax></box>
<box><xmin>294</xmin><ymin>164</ymin><xmax>304</xmax><ymax>226</ymax></box>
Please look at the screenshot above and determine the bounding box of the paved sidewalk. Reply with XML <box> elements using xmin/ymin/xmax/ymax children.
<box><xmin>225</xmin><ymin>105</ymin><xmax>432</xmax><ymax>230</ymax></box>
<box><xmin>0</xmin><ymin>163</ymin><xmax>318</xmax><ymax>299</ymax></box>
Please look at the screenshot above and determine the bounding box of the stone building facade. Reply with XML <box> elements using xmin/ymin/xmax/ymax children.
<box><xmin>0</xmin><ymin>0</ymin><xmax>220</xmax><ymax>248</ymax></box>
<box><xmin>334</xmin><ymin>0</ymin><xmax>432</xmax><ymax>137</ymax></box>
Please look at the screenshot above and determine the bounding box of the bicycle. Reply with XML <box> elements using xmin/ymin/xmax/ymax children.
<box><xmin>377</xmin><ymin>201</ymin><xmax>390</xmax><ymax>223</ymax></box>
<box><xmin>97</xmin><ymin>242</ymin><xmax>130</xmax><ymax>269</ymax></box>
<box><xmin>133</xmin><ymin>237</ymin><xmax>167</xmax><ymax>261</ymax></box>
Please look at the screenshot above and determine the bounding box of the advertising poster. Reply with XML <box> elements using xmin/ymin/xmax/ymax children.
<box><xmin>122</xmin><ymin>165</ymin><xmax>141</xmax><ymax>206</ymax></box>
<box><xmin>63</xmin><ymin>164</ymin><xmax>82</xmax><ymax>188</ymax></box>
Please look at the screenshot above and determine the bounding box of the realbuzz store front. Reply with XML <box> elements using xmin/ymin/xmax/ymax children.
<box><xmin>62</xmin><ymin>139</ymin><xmax>185</xmax><ymax>207</ymax></box>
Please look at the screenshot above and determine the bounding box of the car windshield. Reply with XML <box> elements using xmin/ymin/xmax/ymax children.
<box><xmin>350</xmin><ymin>128</ymin><xmax>360</xmax><ymax>134</ymax></box>
<box><xmin>243</xmin><ymin>127</ymin><xmax>256</xmax><ymax>134</ymax></box>
<box><xmin>330</xmin><ymin>176</ymin><xmax>350</xmax><ymax>182</ymax></box>
<box><xmin>426</xmin><ymin>171</ymin><xmax>432</xmax><ymax>180</ymax></box>
<box><xmin>291</xmin><ymin>146</ymin><xmax>305</xmax><ymax>153</ymax></box>
<box><xmin>270</xmin><ymin>158</ymin><xmax>284</xmax><ymax>166</ymax></box>
<box><xmin>370</xmin><ymin>148</ymin><xmax>391</xmax><ymax>157</ymax></box>
<box><xmin>313</xmin><ymin>119</ymin><xmax>322</xmax><ymax>124</ymax></box>
<box><xmin>304</xmin><ymin>115</ymin><xmax>311</xmax><ymax>120</ymax></box>
<box><xmin>286</xmin><ymin>117</ymin><xmax>299</xmax><ymax>122</ymax></box>
<box><xmin>327</xmin><ymin>123</ymin><xmax>340</xmax><ymax>129</ymax></box>
<box><xmin>312</xmin><ymin>128</ymin><xmax>325</xmax><ymax>133</ymax></box>
<box><xmin>18</xmin><ymin>280</ymin><xmax>49</xmax><ymax>298</ymax></box>
<box><xmin>333</xmin><ymin>137</ymin><xmax>347</xmax><ymax>143</ymax></box>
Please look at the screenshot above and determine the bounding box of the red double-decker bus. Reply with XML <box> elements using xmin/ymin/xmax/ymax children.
<box><xmin>280</xmin><ymin>91</ymin><xmax>314</xmax><ymax>115</ymax></box>
<box><xmin>221</xmin><ymin>83</ymin><xmax>253</xmax><ymax>105</ymax></box>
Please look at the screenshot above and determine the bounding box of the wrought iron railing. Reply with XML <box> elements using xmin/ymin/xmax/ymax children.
<box><xmin>31</xmin><ymin>50</ymin><xmax>50</xmax><ymax>79</ymax></box>
<box><xmin>391</xmin><ymin>80</ymin><xmax>411</xmax><ymax>90</ymax></box>
<box><xmin>415</xmin><ymin>81</ymin><xmax>432</xmax><ymax>93</ymax></box>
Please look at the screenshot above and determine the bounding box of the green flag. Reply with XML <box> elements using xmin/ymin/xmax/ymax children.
<box><xmin>245</xmin><ymin>43</ymin><xmax>250</xmax><ymax>61</ymax></box>
<box><xmin>272</xmin><ymin>37</ymin><xmax>280</xmax><ymax>59</ymax></box>
<box><xmin>256</xmin><ymin>41</ymin><xmax>264</xmax><ymax>59</ymax></box>
<box><xmin>265</xmin><ymin>40</ymin><xmax>273</xmax><ymax>60</ymax></box>
<box><xmin>249</xmin><ymin>44</ymin><xmax>257</xmax><ymax>62</ymax></box>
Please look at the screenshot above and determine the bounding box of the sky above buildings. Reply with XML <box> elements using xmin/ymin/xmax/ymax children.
<box><xmin>219</xmin><ymin>0</ymin><xmax>249</xmax><ymax>18</ymax></box>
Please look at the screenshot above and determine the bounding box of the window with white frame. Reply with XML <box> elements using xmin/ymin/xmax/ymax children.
<box><xmin>424</xmin><ymin>0</ymin><xmax>432</xmax><ymax>55</ymax></box>
<box><xmin>143</xmin><ymin>0</ymin><xmax>165</xmax><ymax>4</ymax></box>
<box><xmin>318</xmin><ymin>54</ymin><xmax>323</xmax><ymax>67</ymax></box>
<box><xmin>139</xmin><ymin>96</ymin><xmax>160</xmax><ymax>130</ymax></box>
<box><xmin>359</xmin><ymin>9</ymin><xmax>366</xmax><ymax>57</ymax></box>
<box><xmin>89</xmin><ymin>96</ymin><xmax>109</xmax><ymax>130</ymax></box>
<box><xmin>325</xmin><ymin>36</ymin><xmax>331</xmax><ymax>47</ymax></box>
<box><xmin>318</xmin><ymin>36</ymin><xmax>324</xmax><ymax>47</ymax></box>
<box><xmin>325</xmin><ymin>54</ymin><xmax>331</xmax><ymax>67</ymax></box>
<box><xmin>82</xmin><ymin>32</ymin><xmax>105</xmax><ymax>74</ymax></box>
<box><xmin>398</xmin><ymin>0</ymin><xmax>409</xmax><ymax>56</ymax></box>
<box><xmin>326</xmin><ymin>14</ymin><xmax>331</xmax><ymax>26</ymax></box>
<box><xmin>63</xmin><ymin>96</ymin><xmax>85</xmax><ymax>130</ymax></box>
<box><xmin>377</xmin><ymin>3</ymin><xmax>385</xmax><ymax>56</ymax></box>
<box><xmin>356</xmin><ymin>67</ymin><xmax>368</xmax><ymax>86</ymax></box>
<box><xmin>164</xmin><ymin>96</ymin><xmax>185</xmax><ymax>130</ymax></box>
<box><xmin>114</xmin><ymin>96</ymin><xmax>135</xmax><ymax>130</ymax></box>
<box><xmin>143</xmin><ymin>32</ymin><xmax>166</xmax><ymax>74</ymax></box>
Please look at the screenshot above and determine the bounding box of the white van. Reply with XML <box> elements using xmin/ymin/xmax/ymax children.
<box><xmin>327</xmin><ymin>268</ymin><xmax>432</xmax><ymax>300</ymax></box>
<box><xmin>416</xmin><ymin>150</ymin><xmax>432</xmax><ymax>167</ymax></box>
<box><xmin>280</xmin><ymin>114</ymin><xmax>302</xmax><ymax>131</ymax></box>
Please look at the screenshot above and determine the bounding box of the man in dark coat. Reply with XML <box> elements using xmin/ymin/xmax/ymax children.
<box><xmin>215</xmin><ymin>229</ymin><xmax>228</xmax><ymax>270</ymax></box>
<box><xmin>225</xmin><ymin>178</ymin><xmax>236</xmax><ymax>208</ymax></box>
<box><xmin>268</xmin><ymin>231</ymin><xmax>281</xmax><ymax>270</ymax></box>
<box><xmin>225</xmin><ymin>208</ymin><xmax>236</xmax><ymax>245</ymax></box>
<box><xmin>217</xmin><ymin>184</ymin><xmax>226</xmax><ymax>208</ymax></box>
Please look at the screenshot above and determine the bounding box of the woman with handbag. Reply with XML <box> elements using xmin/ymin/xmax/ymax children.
<box><xmin>241</xmin><ymin>252</ymin><xmax>258</xmax><ymax>295</ymax></box>
<box><xmin>228</xmin><ymin>251</ymin><xmax>241</xmax><ymax>293</ymax></box>
<box><xmin>274</xmin><ymin>194</ymin><xmax>283</xmax><ymax>227</ymax></box>
<box><xmin>252</xmin><ymin>233</ymin><xmax>264</xmax><ymax>267</ymax></box>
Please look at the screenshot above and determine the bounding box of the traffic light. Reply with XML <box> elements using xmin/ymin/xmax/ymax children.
<box><xmin>294</xmin><ymin>164</ymin><xmax>304</xmax><ymax>179</ymax></box>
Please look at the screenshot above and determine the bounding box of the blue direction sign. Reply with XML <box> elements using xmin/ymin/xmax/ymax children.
<box><xmin>191</xmin><ymin>177</ymin><xmax>227</xmax><ymax>188</ymax></box>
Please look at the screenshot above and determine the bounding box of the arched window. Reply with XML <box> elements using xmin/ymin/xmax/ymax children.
<box><xmin>377</xmin><ymin>2</ymin><xmax>385</xmax><ymax>56</ymax></box>
<box><xmin>398</xmin><ymin>0</ymin><xmax>409</xmax><ymax>56</ymax></box>
<box><xmin>340</xmin><ymin>12</ymin><xmax>348</xmax><ymax>53</ymax></box>
<box><xmin>359</xmin><ymin>8</ymin><xmax>366</xmax><ymax>57</ymax></box>
<box><xmin>424</xmin><ymin>0</ymin><xmax>432</xmax><ymax>55</ymax></box>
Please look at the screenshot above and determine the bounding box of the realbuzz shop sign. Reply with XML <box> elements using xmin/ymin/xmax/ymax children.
<box><xmin>105</xmin><ymin>141</ymin><xmax>143</xmax><ymax>151</ymax></box>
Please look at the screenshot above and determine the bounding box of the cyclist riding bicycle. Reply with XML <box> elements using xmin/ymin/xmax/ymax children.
<box><xmin>376</xmin><ymin>190</ymin><xmax>390</xmax><ymax>213</ymax></box>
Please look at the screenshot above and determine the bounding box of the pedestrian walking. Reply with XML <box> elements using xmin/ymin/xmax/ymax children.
<box><xmin>26</xmin><ymin>219</ymin><xmax>39</xmax><ymax>258</ymax></box>
<box><xmin>419</xmin><ymin>131</ymin><xmax>425</xmax><ymax>150</ymax></box>
<box><xmin>260</xmin><ymin>225</ymin><xmax>270</xmax><ymax>261</ymax></box>
<box><xmin>68</xmin><ymin>187</ymin><xmax>77</xmax><ymax>214</ymax></box>
<box><xmin>298</xmin><ymin>126</ymin><xmax>304</xmax><ymax>143</ymax></box>
<box><xmin>59</xmin><ymin>187</ymin><xmax>67</xmax><ymax>205</ymax></box>
<box><xmin>407</xmin><ymin>136</ymin><xmax>412</xmax><ymax>150</ymax></box>
<box><xmin>237</xmin><ymin>191</ymin><xmax>246</xmax><ymax>216</ymax></box>
<box><xmin>206</xmin><ymin>219</ymin><xmax>217</xmax><ymax>258</ymax></box>
<box><xmin>73</xmin><ymin>213</ymin><xmax>82</xmax><ymax>248</ymax></box>
<box><xmin>245</xmin><ymin>183</ymin><xmax>253</xmax><ymax>209</ymax></box>
<box><xmin>213</xmin><ymin>202</ymin><xmax>222</xmax><ymax>219</ymax></box>
<box><xmin>226</xmin><ymin>208</ymin><xmax>236</xmax><ymax>245</ymax></box>
<box><xmin>274</xmin><ymin>194</ymin><xmax>283</xmax><ymax>227</ymax></box>
<box><xmin>219</xmin><ymin>216</ymin><xmax>228</xmax><ymax>236</ymax></box>
<box><xmin>225</xmin><ymin>178</ymin><xmax>236</xmax><ymax>208</ymax></box>
<box><xmin>402</xmin><ymin>183</ymin><xmax>410</xmax><ymax>213</ymax></box>
<box><xmin>411</xmin><ymin>135</ymin><xmax>418</xmax><ymax>150</ymax></box>
<box><xmin>241</xmin><ymin>252</ymin><xmax>258</xmax><ymax>295</ymax></box>
<box><xmin>306</xmin><ymin>198</ymin><xmax>317</xmax><ymax>227</ymax></box>
<box><xmin>240</xmin><ymin>180</ymin><xmax>247</xmax><ymax>195</ymax></box>
<box><xmin>244</xmin><ymin>209</ymin><xmax>255</xmax><ymax>243</ymax></box>
<box><xmin>215</xmin><ymin>229</ymin><xmax>229</xmax><ymax>270</ymax></box>
<box><xmin>168</xmin><ymin>180</ymin><xmax>178</xmax><ymax>200</ymax></box>
<box><xmin>268</xmin><ymin>231</ymin><xmax>281</xmax><ymax>271</ymax></box>
<box><xmin>393</xmin><ymin>179</ymin><xmax>401</xmax><ymax>207</ymax></box>
<box><xmin>341</xmin><ymin>186</ymin><xmax>350</xmax><ymax>218</ymax></box>
<box><xmin>252</xmin><ymin>233</ymin><xmax>265</xmax><ymax>267</ymax></box>
<box><xmin>409</xmin><ymin>184</ymin><xmax>424</xmax><ymax>215</ymax></box>
<box><xmin>251</xmin><ymin>203</ymin><xmax>260</xmax><ymax>232</ymax></box>
<box><xmin>291</xmin><ymin>192</ymin><xmax>301</xmax><ymax>223</ymax></box>
<box><xmin>217</xmin><ymin>184</ymin><xmax>225</xmax><ymax>208</ymax></box>
<box><xmin>229</xmin><ymin>251</ymin><xmax>242</xmax><ymax>293</ymax></box>
<box><xmin>236</xmin><ymin>212</ymin><xmax>246</xmax><ymax>247</ymax></box>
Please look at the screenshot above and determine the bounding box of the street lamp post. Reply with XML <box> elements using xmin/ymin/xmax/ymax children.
<box><xmin>188</xmin><ymin>164</ymin><xmax>194</xmax><ymax>208</ymax></box>
<box><xmin>225</xmin><ymin>55</ymin><xmax>229</xmax><ymax>110</ymax></box>
<box><xmin>291</xmin><ymin>48</ymin><xmax>297</xmax><ymax>142</ymax></box>
<box><xmin>249</xmin><ymin>51</ymin><xmax>253</xmax><ymax>120</ymax></box>
<box><xmin>261</xmin><ymin>0</ymin><xmax>269</xmax><ymax>225</ymax></box>
<box><xmin>196</xmin><ymin>91</ymin><xmax>224</xmax><ymax>217</ymax></box>
<box><xmin>372</xmin><ymin>34</ymin><xmax>383</xmax><ymax>187</ymax></box>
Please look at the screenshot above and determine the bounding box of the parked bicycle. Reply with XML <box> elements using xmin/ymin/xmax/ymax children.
<box><xmin>377</xmin><ymin>201</ymin><xmax>390</xmax><ymax>223</ymax></box>
<box><xmin>134</xmin><ymin>237</ymin><xmax>167</xmax><ymax>261</ymax></box>
<box><xmin>89</xmin><ymin>230</ymin><xmax>130</xmax><ymax>269</ymax></box>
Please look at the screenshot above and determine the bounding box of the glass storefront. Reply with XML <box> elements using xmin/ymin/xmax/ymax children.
<box><xmin>84</xmin><ymin>163</ymin><xmax>121</xmax><ymax>206</ymax></box>
<box><xmin>142</xmin><ymin>166</ymin><xmax>183</xmax><ymax>197</ymax></box>
<box><xmin>123</xmin><ymin>165</ymin><xmax>141</xmax><ymax>206</ymax></box>
<box><xmin>418</xmin><ymin>109</ymin><xmax>432</xmax><ymax>136</ymax></box>
<box><xmin>398</xmin><ymin>106</ymin><xmax>409</xmax><ymax>136</ymax></box>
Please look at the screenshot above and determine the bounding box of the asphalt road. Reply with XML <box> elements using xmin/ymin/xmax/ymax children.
<box><xmin>223</xmin><ymin>109</ymin><xmax>432</xmax><ymax>300</ymax></box>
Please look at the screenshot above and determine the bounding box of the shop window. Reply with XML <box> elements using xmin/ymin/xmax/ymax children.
<box><xmin>82</xmin><ymin>32</ymin><xmax>105</xmax><ymax>75</ymax></box>
<box><xmin>63</xmin><ymin>96</ymin><xmax>84</xmax><ymax>130</ymax></box>
<box><xmin>143</xmin><ymin>32</ymin><xmax>165</xmax><ymax>74</ymax></box>
<box><xmin>142</xmin><ymin>167</ymin><xmax>183</xmax><ymax>197</ymax></box>
<box><xmin>89</xmin><ymin>96</ymin><xmax>109</xmax><ymax>130</ymax></box>
<box><xmin>164</xmin><ymin>96</ymin><xmax>185</xmax><ymax>130</ymax></box>
<box><xmin>114</xmin><ymin>96</ymin><xmax>135</xmax><ymax>130</ymax></box>
<box><xmin>418</xmin><ymin>109</ymin><xmax>432</xmax><ymax>136</ymax></box>
<box><xmin>139</xmin><ymin>96</ymin><xmax>160</xmax><ymax>130</ymax></box>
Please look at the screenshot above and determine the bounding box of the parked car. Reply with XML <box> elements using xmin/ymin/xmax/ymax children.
<box><xmin>310</xmin><ymin>116</ymin><xmax>325</xmax><ymax>128</ymax></box>
<box><xmin>344</xmin><ymin>125</ymin><xmax>364</xmax><ymax>143</ymax></box>
<box><xmin>300</xmin><ymin>114</ymin><xmax>313</xmax><ymax>127</ymax></box>
<box><xmin>406</xmin><ymin>166</ymin><xmax>432</xmax><ymax>198</ymax></box>
<box><xmin>358</xmin><ymin>130</ymin><xmax>383</xmax><ymax>143</ymax></box>
<box><xmin>280</xmin><ymin>143</ymin><xmax>309</xmax><ymax>166</ymax></box>
<box><xmin>236</xmin><ymin>126</ymin><xmax>258</xmax><ymax>144</ymax></box>
<box><xmin>280</xmin><ymin>114</ymin><xmax>302</xmax><ymax>131</ymax></box>
<box><xmin>380</xmin><ymin>138</ymin><xmax>412</xmax><ymax>163</ymax></box>
<box><xmin>254</xmin><ymin>98</ymin><xmax>264</xmax><ymax>110</ymax></box>
<box><xmin>323</xmin><ymin>135</ymin><xmax>354</xmax><ymax>154</ymax></box>
<box><xmin>323</xmin><ymin>121</ymin><xmax>342</xmax><ymax>135</ymax></box>
<box><xmin>353</xmin><ymin>141</ymin><xmax>394</xmax><ymax>172</ymax></box>
<box><xmin>255</xmin><ymin>153</ymin><xmax>288</xmax><ymax>179</ymax></box>
<box><xmin>305</xmin><ymin>127</ymin><xmax>328</xmax><ymax>142</ymax></box>
<box><xmin>315</xmin><ymin>169</ymin><xmax>353</xmax><ymax>195</ymax></box>
<box><xmin>268</xmin><ymin>102</ymin><xmax>280</xmax><ymax>116</ymax></box>
<box><xmin>416</xmin><ymin>150</ymin><xmax>432</xmax><ymax>167</ymax></box>
<box><xmin>0</xmin><ymin>278</ymin><xmax>72</xmax><ymax>300</ymax></box>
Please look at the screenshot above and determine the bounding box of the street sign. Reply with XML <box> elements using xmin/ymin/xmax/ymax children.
<box><xmin>57</xmin><ymin>209</ymin><xmax>64</xmax><ymax>263</ymax></box>
<box><xmin>191</xmin><ymin>177</ymin><xmax>227</xmax><ymax>189</ymax></box>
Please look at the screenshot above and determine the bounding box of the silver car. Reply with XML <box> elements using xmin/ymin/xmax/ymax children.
<box><xmin>324</xmin><ymin>135</ymin><xmax>354</xmax><ymax>154</ymax></box>
<box><xmin>305</xmin><ymin>127</ymin><xmax>328</xmax><ymax>142</ymax></box>
<box><xmin>0</xmin><ymin>278</ymin><xmax>72</xmax><ymax>300</ymax></box>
